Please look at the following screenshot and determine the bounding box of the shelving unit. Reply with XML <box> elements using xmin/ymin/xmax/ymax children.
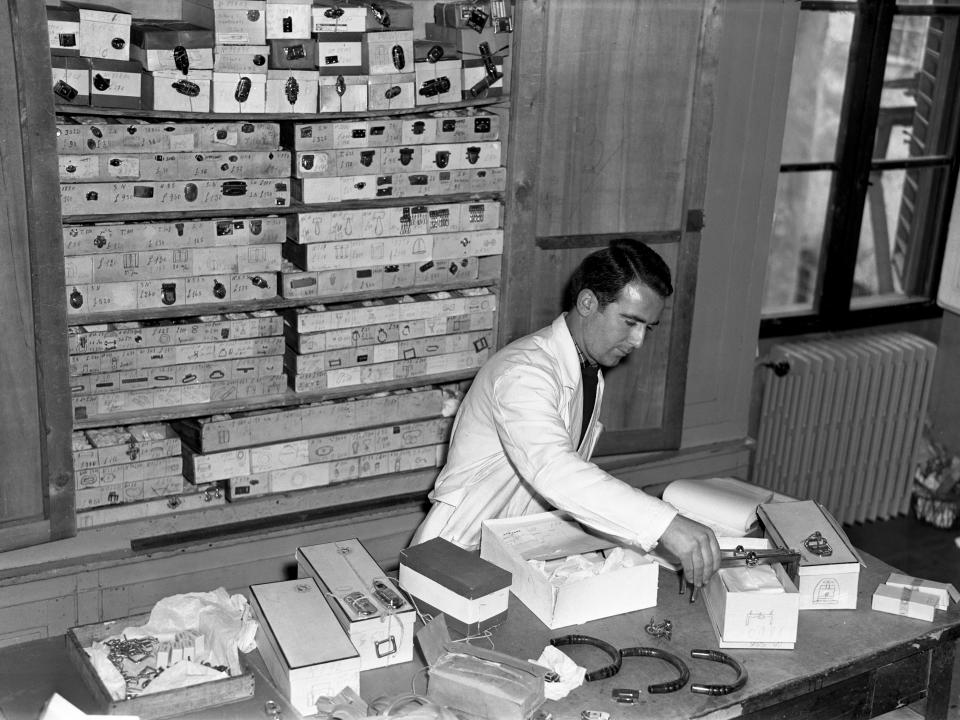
<box><xmin>52</xmin><ymin>2</ymin><xmax>513</xmax><ymax>535</ymax></box>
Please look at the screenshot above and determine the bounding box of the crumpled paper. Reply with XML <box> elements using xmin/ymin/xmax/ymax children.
<box><xmin>529</xmin><ymin>547</ymin><xmax>647</xmax><ymax>586</ymax></box>
<box><xmin>529</xmin><ymin>645</ymin><xmax>586</xmax><ymax>700</ymax></box>
<box><xmin>120</xmin><ymin>587</ymin><xmax>258</xmax><ymax>675</ymax></box>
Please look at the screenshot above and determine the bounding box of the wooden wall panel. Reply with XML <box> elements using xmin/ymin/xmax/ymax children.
<box><xmin>532</xmin><ymin>2</ymin><xmax>701</xmax><ymax>237</ymax></box>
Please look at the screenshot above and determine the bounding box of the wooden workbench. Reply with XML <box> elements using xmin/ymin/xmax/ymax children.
<box><xmin>1</xmin><ymin>552</ymin><xmax>957</xmax><ymax>720</ymax></box>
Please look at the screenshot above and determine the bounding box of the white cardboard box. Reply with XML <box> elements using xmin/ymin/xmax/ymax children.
<box><xmin>758</xmin><ymin>500</ymin><xmax>862</xmax><ymax>610</ymax></box>
<box><xmin>297</xmin><ymin>538</ymin><xmax>415</xmax><ymax>670</ymax></box>
<box><xmin>884</xmin><ymin>572</ymin><xmax>960</xmax><ymax>611</ymax></box>
<box><xmin>872</xmin><ymin>582</ymin><xmax>939</xmax><ymax>622</ymax></box>
<box><xmin>248</xmin><ymin>578</ymin><xmax>360</xmax><ymax>716</ymax></box>
<box><xmin>701</xmin><ymin>537</ymin><xmax>800</xmax><ymax>649</ymax></box>
<box><xmin>479</xmin><ymin>511</ymin><xmax>659</xmax><ymax>630</ymax></box>
<box><xmin>399</xmin><ymin>537</ymin><xmax>511</xmax><ymax>637</ymax></box>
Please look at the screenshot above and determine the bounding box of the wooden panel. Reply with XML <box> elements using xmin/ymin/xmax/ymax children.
<box><xmin>682</xmin><ymin>0</ymin><xmax>800</xmax><ymax>447</ymax></box>
<box><xmin>0</xmin><ymin>0</ymin><xmax>75</xmax><ymax>549</ymax></box>
<box><xmin>532</xmin><ymin>1</ymin><xmax>702</xmax><ymax>237</ymax></box>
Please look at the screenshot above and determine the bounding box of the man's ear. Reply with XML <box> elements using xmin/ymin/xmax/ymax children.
<box><xmin>576</xmin><ymin>289</ymin><xmax>597</xmax><ymax>317</ymax></box>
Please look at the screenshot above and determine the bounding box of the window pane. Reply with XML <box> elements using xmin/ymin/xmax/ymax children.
<box><xmin>853</xmin><ymin>164</ymin><xmax>948</xmax><ymax>306</ymax></box>
<box><xmin>763</xmin><ymin>171</ymin><xmax>832</xmax><ymax>315</ymax></box>
<box><xmin>875</xmin><ymin>14</ymin><xmax>959</xmax><ymax>159</ymax></box>
<box><xmin>781</xmin><ymin>12</ymin><xmax>854</xmax><ymax>165</ymax></box>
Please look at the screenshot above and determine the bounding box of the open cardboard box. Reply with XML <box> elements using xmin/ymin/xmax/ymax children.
<box><xmin>480</xmin><ymin>511</ymin><xmax>658</xmax><ymax>629</ymax></box>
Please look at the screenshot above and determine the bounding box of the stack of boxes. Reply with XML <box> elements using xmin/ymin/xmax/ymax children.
<box><xmin>173</xmin><ymin>386</ymin><xmax>452</xmax><ymax>499</ymax></box>
<box><xmin>284</xmin><ymin>289</ymin><xmax>496</xmax><ymax>392</ymax></box>
<box><xmin>70</xmin><ymin>420</ymin><xmax>226</xmax><ymax>528</ymax></box>
<box><xmin>68</xmin><ymin>311</ymin><xmax>287</xmax><ymax>421</ymax></box>
<box><xmin>48</xmin><ymin>0</ymin><xmax>513</xmax><ymax>111</ymax></box>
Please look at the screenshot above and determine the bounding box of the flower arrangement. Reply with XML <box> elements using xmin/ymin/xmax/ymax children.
<box><xmin>913</xmin><ymin>431</ymin><xmax>960</xmax><ymax>530</ymax></box>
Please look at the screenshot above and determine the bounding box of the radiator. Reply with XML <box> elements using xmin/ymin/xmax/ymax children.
<box><xmin>752</xmin><ymin>332</ymin><xmax>936</xmax><ymax>525</ymax></box>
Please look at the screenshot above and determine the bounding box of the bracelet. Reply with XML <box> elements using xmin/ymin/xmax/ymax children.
<box><xmin>549</xmin><ymin>634</ymin><xmax>622</xmax><ymax>681</ymax></box>
<box><xmin>689</xmin><ymin>649</ymin><xmax>748</xmax><ymax>695</ymax></box>
<box><xmin>619</xmin><ymin>646</ymin><xmax>690</xmax><ymax>694</ymax></box>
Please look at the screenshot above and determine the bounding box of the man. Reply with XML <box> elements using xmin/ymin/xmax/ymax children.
<box><xmin>413</xmin><ymin>238</ymin><xmax>721</xmax><ymax>591</ymax></box>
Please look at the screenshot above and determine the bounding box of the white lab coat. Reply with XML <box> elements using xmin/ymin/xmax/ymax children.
<box><xmin>413</xmin><ymin>314</ymin><xmax>678</xmax><ymax>551</ymax></box>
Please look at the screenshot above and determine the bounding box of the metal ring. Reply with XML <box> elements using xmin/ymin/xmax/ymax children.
<box><xmin>549</xmin><ymin>634</ymin><xmax>622</xmax><ymax>681</ymax></box>
<box><xmin>620</xmin><ymin>646</ymin><xmax>690</xmax><ymax>693</ymax></box>
<box><xmin>689</xmin><ymin>649</ymin><xmax>748</xmax><ymax>695</ymax></box>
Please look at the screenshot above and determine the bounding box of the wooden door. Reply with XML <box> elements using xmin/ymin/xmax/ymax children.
<box><xmin>502</xmin><ymin>0</ymin><xmax>720</xmax><ymax>452</ymax></box>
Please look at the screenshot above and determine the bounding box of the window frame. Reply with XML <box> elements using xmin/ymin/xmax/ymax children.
<box><xmin>760</xmin><ymin>0</ymin><xmax>960</xmax><ymax>339</ymax></box>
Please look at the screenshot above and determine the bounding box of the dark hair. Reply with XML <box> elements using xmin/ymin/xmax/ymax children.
<box><xmin>563</xmin><ymin>238</ymin><xmax>674</xmax><ymax>311</ymax></box>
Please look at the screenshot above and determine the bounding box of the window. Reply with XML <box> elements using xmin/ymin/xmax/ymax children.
<box><xmin>762</xmin><ymin>0</ymin><xmax>960</xmax><ymax>336</ymax></box>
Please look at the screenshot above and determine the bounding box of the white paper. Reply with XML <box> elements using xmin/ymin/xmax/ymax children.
<box><xmin>662</xmin><ymin>477</ymin><xmax>774</xmax><ymax>535</ymax></box>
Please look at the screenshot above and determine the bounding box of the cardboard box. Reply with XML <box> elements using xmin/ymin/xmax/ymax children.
<box><xmin>75</xmin><ymin>482</ymin><xmax>225</xmax><ymax>527</ymax></box>
<box><xmin>267</xmin><ymin>38</ymin><xmax>318</xmax><ymax>70</ymax></box>
<box><xmin>366</xmin><ymin>73</ymin><xmax>415</xmax><ymax>111</ymax></box>
<box><xmin>414</xmin><ymin>58</ymin><xmax>463</xmax><ymax>106</ymax></box>
<box><xmin>248</xmin><ymin>579</ymin><xmax>360</xmax><ymax>717</ymax></box>
<box><xmin>319</xmin><ymin>73</ymin><xmax>368</xmax><ymax>112</ymax></box>
<box><xmin>265</xmin><ymin>69</ymin><xmax>319</xmax><ymax>112</ymax></box>
<box><xmin>297</xmin><ymin>539</ymin><xmax>416</xmax><ymax>670</ymax></box>
<box><xmin>52</xmin><ymin>56</ymin><xmax>91</xmax><ymax>106</ymax></box>
<box><xmin>362</xmin><ymin>31</ymin><xmax>414</xmax><ymax>74</ymax></box>
<box><xmin>758</xmin><ymin>500</ymin><xmax>862</xmax><ymax>610</ymax></box>
<box><xmin>144</xmin><ymin>69</ymin><xmax>213</xmax><ymax>112</ymax></box>
<box><xmin>425</xmin><ymin>21</ymin><xmax>508</xmax><ymax>59</ymax></box>
<box><xmin>884</xmin><ymin>573</ymin><xmax>960</xmax><ymax>611</ymax></box>
<box><xmin>182</xmin><ymin>0</ymin><xmax>267</xmax><ymax>45</ymax></box>
<box><xmin>399</xmin><ymin>537</ymin><xmax>511</xmax><ymax>637</ymax></box>
<box><xmin>872</xmin><ymin>583</ymin><xmax>939</xmax><ymax>622</ymax></box>
<box><xmin>88</xmin><ymin>58</ymin><xmax>142</xmax><ymax>110</ymax></box>
<box><xmin>47</xmin><ymin>6</ymin><xmax>81</xmax><ymax>56</ymax></box>
<box><xmin>311</xmin><ymin>0</ymin><xmax>413</xmax><ymax>32</ymax></box>
<box><xmin>701</xmin><ymin>538</ymin><xmax>800</xmax><ymax>649</ymax></box>
<box><xmin>56</xmin><ymin>119</ymin><xmax>281</xmax><ymax>154</ymax></box>
<box><xmin>480</xmin><ymin>511</ymin><xmax>659</xmax><ymax>629</ymax></box>
<box><xmin>212</xmin><ymin>72</ymin><xmax>268</xmax><ymax>113</ymax></box>
<box><xmin>65</xmin><ymin>612</ymin><xmax>254</xmax><ymax>719</ymax></box>
<box><xmin>213</xmin><ymin>45</ymin><xmax>270</xmax><ymax>73</ymax></box>
<box><xmin>265</xmin><ymin>1</ymin><xmax>313</xmax><ymax>39</ymax></box>
<box><xmin>130</xmin><ymin>21</ymin><xmax>215</xmax><ymax>71</ymax></box>
<box><xmin>316</xmin><ymin>32</ymin><xmax>364</xmax><ymax>74</ymax></box>
<box><xmin>462</xmin><ymin>56</ymin><xmax>505</xmax><ymax>99</ymax></box>
<box><xmin>63</xmin><ymin>217</ymin><xmax>285</xmax><ymax>255</ymax></box>
<box><xmin>67</xmin><ymin>2</ymin><xmax>132</xmax><ymax>60</ymax></box>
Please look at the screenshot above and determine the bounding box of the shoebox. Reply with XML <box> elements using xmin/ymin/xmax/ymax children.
<box><xmin>758</xmin><ymin>500</ymin><xmax>862</xmax><ymax>610</ymax></box>
<box><xmin>52</xmin><ymin>56</ymin><xmax>91</xmax><ymax>106</ymax></box>
<box><xmin>362</xmin><ymin>31</ymin><xmax>414</xmax><ymax>75</ymax></box>
<box><xmin>248</xmin><ymin>578</ymin><xmax>360</xmax><ymax>716</ymax></box>
<box><xmin>311</xmin><ymin>0</ymin><xmax>413</xmax><ymax>32</ymax></box>
<box><xmin>297</xmin><ymin>538</ymin><xmax>415</xmax><ymax>670</ymax></box>
<box><xmin>47</xmin><ymin>5</ymin><xmax>81</xmax><ymax>56</ymax></box>
<box><xmin>366</xmin><ymin>73</ymin><xmax>414</xmax><ymax>111</ymax></box>
<box><xmin>87</xmin><ymin>58</ymin><xmax>142</xmax><ymax>110</ymax></box>
<box><xmin>130</xmin><ymin>21</ymin><xmax>214</xmax><ymax>73</ymax></box>
<box><xmin>264</xmin><ymin>1</ymin><xmax>313</xmax><ymax>40</ymax></box>
<box><xmin>212</xmin><ymin>72</ymin><xmax>268</xmax><ymax>113</ymax></box>
<box><xmin>399</xmin><ymin>537</ymin><xmax>511</xmax><ymax>637</ymax></box>
<box><xmin>319</xmin><ymin>73</ymin><xmax>368</xmax><ymax>112</ymax></box>
<box><xmin>701</xmin><ymin>537</ymin><xmax>800</xmax><ymax>649</ymax></box>
<box><xmin>479</xmin><ymin>511</ymin><xmax>658</xmax><ymax>630</ymax></box>
<box><xmin>66</xmin><ymin>2</ymin><xmax>132</xmax><ymax>61</ymax></box>
<box><xmin>143</xmin><ymin>70</ymin><xmax>212</xmax><ymax>112</ymax></box>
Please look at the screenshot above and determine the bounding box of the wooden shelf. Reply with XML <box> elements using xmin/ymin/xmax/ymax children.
<box><xmin>65</xmin><ymin>277</ymin><xmax>498</xmax><ymax>325</ymax></box>
<box><xmin>71</xmin><ymin>368</ymin><xmax>478</xmax><ymax>430</ymax></box>
<box><xmin>60</xmin><ymin>191</ymin><xmax>504</xmax><ymax>225</ymax></box>
<box><xmin>55</xmin><ymin>97</ymin><xmax>507</xmax><ymax>122</ymax></box>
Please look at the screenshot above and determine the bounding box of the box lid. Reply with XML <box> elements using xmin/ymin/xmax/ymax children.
<box><xmin>249</xmin><ymin>578</ymin><xmax>358</xmax><ymax>669</ymax></box>
<box><xmin>758</xmin><ymin>500</ymin><xmax>859</xmax><ymax>567</ymax></box>
<box><xmin>47</xmin><ymin>6</ymin><xmax>80</xmax><ymax>22</ymax></box>
<box><xmin>399</xmin><ymin>537</ymin><xmax>510</xmax><ymax>598</ymax></box>
<box><xmin>131</xmin><ymin>21</ymin><xmax>215</xmax><ymax>49</ymax></box>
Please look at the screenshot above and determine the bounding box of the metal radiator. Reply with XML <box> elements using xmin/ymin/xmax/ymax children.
<box><xmin>752</xmin><ymin>332</ymin><xmax>936</xmax><ymax>525</ymax></box>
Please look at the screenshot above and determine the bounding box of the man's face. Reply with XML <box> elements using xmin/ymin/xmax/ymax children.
<box><xmin>581</xmin><ymin>280</ymin><xmax>666</xmax><ymax>367</ymax></box>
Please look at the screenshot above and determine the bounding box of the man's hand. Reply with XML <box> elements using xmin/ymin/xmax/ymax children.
<box><xmin>658</xmin><ymin>514</ymin><xmax>721</xmax><ymax>590</ymax></box>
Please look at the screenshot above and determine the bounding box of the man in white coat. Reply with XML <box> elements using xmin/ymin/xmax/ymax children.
<box><xmin>413</xmin><ymin>238</ymin><xmax>721</xmax><ymax>592</ymax></box>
